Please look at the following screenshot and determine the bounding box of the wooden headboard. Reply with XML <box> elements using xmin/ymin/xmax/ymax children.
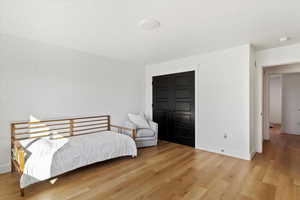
<box><xmin>11</xmin><ymin>115</ymin><xmax>136</xmax><ymax>174</ymax></box>
<box><xmin>11</xmin><ymin>115</ymin><xmax>112</xmax><ymax>141</ymax></box>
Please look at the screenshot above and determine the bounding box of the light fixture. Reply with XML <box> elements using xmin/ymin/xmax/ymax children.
<box><xmin>279</xmin><ymin>36</ymin><xmax>290</xmax><ymax>42</ymax></box>
<box><xmin>138</xmin><ymin>19</ymin><xmax>160</xmax><ymax>30</ymax></box>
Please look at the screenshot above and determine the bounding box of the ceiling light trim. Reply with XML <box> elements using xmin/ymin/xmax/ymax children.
<box><xmin>138</xmin><ymin>19</ymin><xmax>161</xmax><ymax>30</ymax></box>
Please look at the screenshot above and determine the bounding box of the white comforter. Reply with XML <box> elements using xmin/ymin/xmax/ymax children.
<box><xmin>20</xmin><ymin>131</ymin><xmax>137</xmax><ymax>188</ymax></box>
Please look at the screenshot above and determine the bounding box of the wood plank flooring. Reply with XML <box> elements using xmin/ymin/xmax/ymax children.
<box><xmin>1</xmin><ymin>126</ymin><xmax>300</xmax><ymax>200</ymax></box>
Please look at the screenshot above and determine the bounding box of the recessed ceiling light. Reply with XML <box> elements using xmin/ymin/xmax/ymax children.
<box><xmin>138</xmin><ymin>19</ymin><xmax>160</xmax><ymax>30</ymax></box>
<box><xmin>279</xmin><ymin>36</ymin><xmax>290</xmax><ymax>42</ymax></box>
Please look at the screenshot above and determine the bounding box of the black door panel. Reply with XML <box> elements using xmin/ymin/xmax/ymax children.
<box><xmin>153</xmin><ymin>111</ymin><xmax>169</xmax><ymax>140</ymax></box>
<box><xmin>153</xmin><ymin>71</ymin><xmax>195</xmax><ymax>147</ymax></box>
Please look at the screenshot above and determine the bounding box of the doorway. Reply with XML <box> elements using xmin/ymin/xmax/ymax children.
<box><xmin>262</xmin><ymin>63</ymin><xmax>300</xmax><ymax>147</ymax></box>
<box><xmin>152</xmin><ymin>71</ymin><xmax>195</xmax><ymax>147</ymax></box>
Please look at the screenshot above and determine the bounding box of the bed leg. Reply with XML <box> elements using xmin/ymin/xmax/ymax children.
<box><xmin>11</xmin><ymin>160</ymin><xmax>15</xmax><ymax>173</ymax></box>
<box><xmin>20</xmin><ymin>188</ymin><xmax>24</xmax><ymax>197</ymax></box>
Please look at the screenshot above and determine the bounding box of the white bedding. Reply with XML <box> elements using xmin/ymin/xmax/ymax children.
<box><xmin>20</xmin><ymin>131</ymin><xmax>137</xmax><ymax>189</ymax></box>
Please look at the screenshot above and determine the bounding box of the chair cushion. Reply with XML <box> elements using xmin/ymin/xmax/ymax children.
<box><xmin>136</xmin><ymin>129</ymin><xmax>155</xmax><ymax>138</ymax></box>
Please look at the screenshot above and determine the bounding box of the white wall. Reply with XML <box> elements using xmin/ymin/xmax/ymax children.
<box><xmin>0</xmin><ymin>35</ymin><xmax>145</xmax><ymax>173</ymax></box>
<box><xmin>282</xmin><ymin>73</ymin><xmax>300</xmax><ymax>134</ymax></box>
<box><xmin>256</xmin><ymin>43</ymin><xmax>300</xmax><ymax>67</ymax></box>
<box><xmin>146</xmin><ymin>44</ymin><xmax>253</xmax><ymax>160</ymax></box>
<box><xmin>269</xmin><ymin>76</ymin><xmax>282</xmax><ymax>124</ymax></box>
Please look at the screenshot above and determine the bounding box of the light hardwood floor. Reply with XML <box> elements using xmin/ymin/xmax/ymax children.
<box><xmin>1</xmin><ymin>126</ymin><xmax>300</xmax><ymax>200</ymax></box>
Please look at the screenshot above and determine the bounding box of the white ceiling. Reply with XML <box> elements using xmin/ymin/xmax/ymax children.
<box><xmin>1</xmin><ymin>0</ymin><xmax>300</xmax><ymax>64</ymax></box>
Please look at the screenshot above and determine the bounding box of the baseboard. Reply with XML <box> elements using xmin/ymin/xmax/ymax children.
<box><xmin>0</xmin><ymin>163</ymin><xmax>10</xmax><ymax>174</ymax></box>
<box><xmin>281</xmin><ymin>129</ymin><xmax>300</xmax><ymax>135</ymax></box>
<box><xmin>195</xmin><ymin>146</ymin><xmax>252</xmax><ymax>160</ymax></box>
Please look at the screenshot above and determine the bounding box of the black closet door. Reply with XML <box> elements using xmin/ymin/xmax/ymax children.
<box><xmin>152</xmin><ymin>75</ymin><xmax>172</xmax><ymax>142</ymax></box>
<box><xmin>153</xmin><ymin>71</ymin><xmax>195</xmax><ymax>147</ymax></box>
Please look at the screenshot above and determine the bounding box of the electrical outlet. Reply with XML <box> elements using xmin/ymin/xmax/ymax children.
<box><xmin>224</xmin><ymin>133</ymin><xmax>228</xmax><ymax>139</ymax></box>
<box><xmin>221</xmin><ymin>149</ymin><xmax>224</xmax><ymax>152</ymax></box>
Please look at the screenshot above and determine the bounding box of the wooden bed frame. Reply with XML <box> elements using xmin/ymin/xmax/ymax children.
<box><xmin>10</xmin><ymin>115</ymin><xmax>136</xmax><ymax>197</ymax></box>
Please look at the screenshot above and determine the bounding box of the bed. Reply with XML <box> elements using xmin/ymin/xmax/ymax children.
<box><xmin>11</xmin><ymin>115</ymin><xmax>137</xmax><ymax>196</ymax></box>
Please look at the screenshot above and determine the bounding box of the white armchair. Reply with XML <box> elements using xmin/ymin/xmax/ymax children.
<box><xmin>124</xmin><ymin>119</ymin><xmax>158</xmax><ymax>148</ymax></box>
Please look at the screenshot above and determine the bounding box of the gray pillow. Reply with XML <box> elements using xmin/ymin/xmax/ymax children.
<box><xmin>128</xmin><ymin>113</ymin><xmax>150</xmax><ymax>129</ymax></box>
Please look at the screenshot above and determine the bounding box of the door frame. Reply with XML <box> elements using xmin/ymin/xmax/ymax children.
<box><xmin>257</xmin><ymin>62</ymin><xmax>300</xmax><ymax>153</ymax></box>
<box><xmin>148</xmin><ymin>68</ymin><xmax>198</xmax><ymax>148</ymax></box>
